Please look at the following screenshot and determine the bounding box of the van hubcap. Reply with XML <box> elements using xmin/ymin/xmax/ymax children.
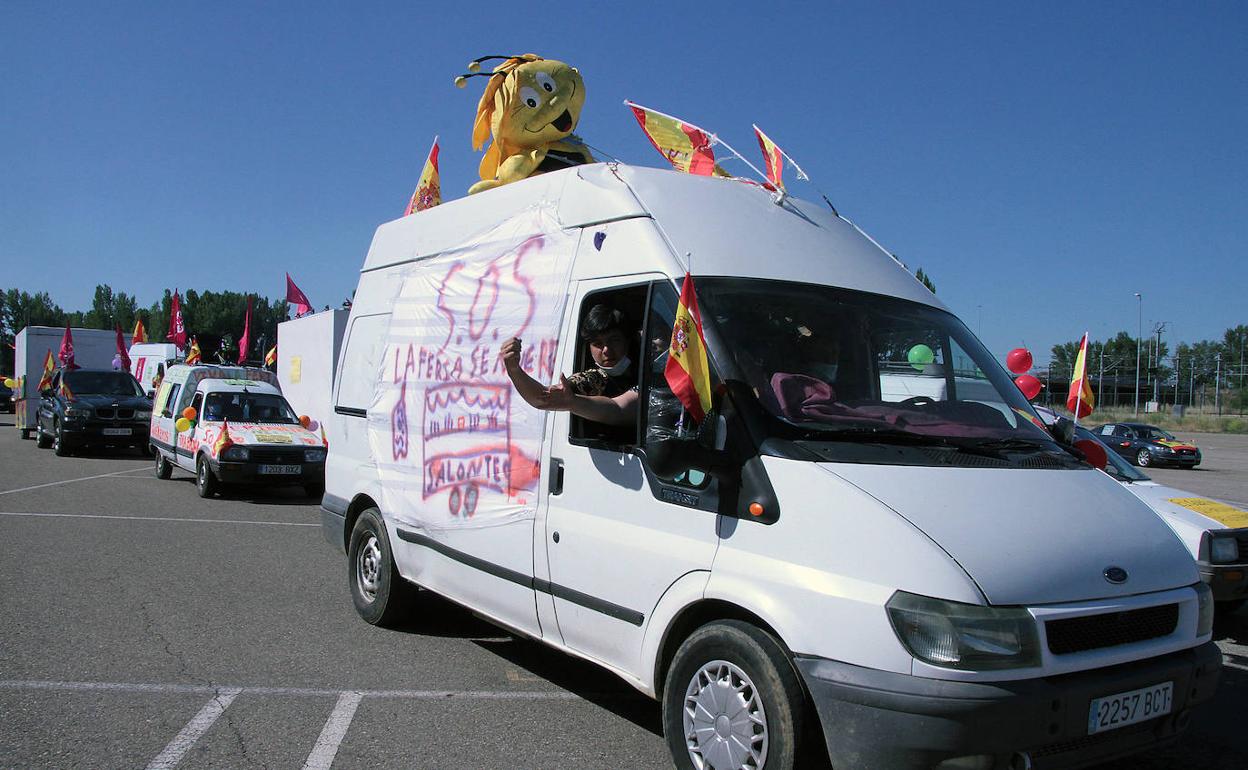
<box><xmin>683</xmin><ymin>660</ymin><xmax>767</xmax><ymax>770</ymax></box>
<box><xmin>357</xmin><ymin>535</ymin><xmax>382</xmax><ymax>602</ymax></box>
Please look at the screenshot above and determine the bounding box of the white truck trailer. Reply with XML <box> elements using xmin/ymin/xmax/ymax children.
<box><xmin>276</xmin><ymin>309</ymin><xmax>348</xmax><ymax>441</ymax></box>
<box><xmin>14</xmin><ymin>326</ymin><xmax>129</xmax><ymax>439</ymax></box>
<box><xmin>128</xmin><ymin>342</ymin><xmax>181</xmax><ymax>394</ymax></box>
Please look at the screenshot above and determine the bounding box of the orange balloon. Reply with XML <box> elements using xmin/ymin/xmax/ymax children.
<box><xmin>299</xmin><ymin>415</ymin><xmax>311</xmax><ymax>428</ymax></box>
<box><xmin>182</xmin><ymin>407</ymin><xmax>197</xmax><ymax>420</ymax></box>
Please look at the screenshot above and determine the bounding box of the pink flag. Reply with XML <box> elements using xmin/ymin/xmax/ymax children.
<box><xmin>58</xmin><ymin>323</ymin><xmax>78</xmax><ymax>369</ymax></box>
<box><xmin>285</xmin><ymin>273</ymin><xmax>313</xmax><ymax>317</ymax></box>
<box><xmin>237</xmin><ymin>295</ymin><xmax>253</xmax><ymax>364</ymax></box>
<box><xmin>114</xmin><ymin>323</ymin><xmax>131</xmax><ymax>372</ymax></box>
<box><xmin>166</xmin><ymin>290</ymin><xmax>187</xmax><ymax>348</ymax></box>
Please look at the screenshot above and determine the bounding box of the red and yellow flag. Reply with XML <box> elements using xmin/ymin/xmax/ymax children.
<box><xmin>59</xmin><ymin>376</ymin><xmax>74</xmax><ymax>400</ymax></box>
<box><xmin>185</xmin><ymin>337</ymin><xmax>202</xmax><ymax>365</ymax></box>
<box><xmin>264</xmin><ymin>344</ymin><xmax>277</xmax><ymax>367</ymax></box>
<box><xmin>1066</xmin><ymin>332</ymin><xmax>1095</xmax><ymax>419</ymax></box>
<box><xmin>132</xmin><ymin>318</ymin><xmax>147</xmax><ymax>344</ymax></box>
<box><xmin>753</xmin><ymin>124</ymin><xmax>785</xmax><ymax>190</ymax></box>
<box><xmin>405</xmin><ymin>137</ymin><xmax>442</xmax><ymax>215</ymax></box>
<box><xmin>664</xmin><ymin>273</ymin><xmax>714</xmax><ymax>422</ymax></box>
<box><xmin>627</xmin><ymin>101</ymin><xmax>726</xmax><ymax>177</ymax></box>
<box><xmin>37</xmin><ymin>350</ymin><xmax>55</xmax><ymax>391</ymax></box>
<box><xmin>213</xmin><ymin>419</ymin><xmax>236</xmax><ymax>456</ymax></box>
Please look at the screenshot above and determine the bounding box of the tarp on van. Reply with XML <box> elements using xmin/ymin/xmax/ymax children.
<box><xmin>368</xmin><ymin>207</ymin><xmax>577</xmax><ymax>529</ymax></box>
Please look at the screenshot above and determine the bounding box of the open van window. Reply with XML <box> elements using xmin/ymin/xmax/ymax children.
<box><xmin>696</xmin><ymin>278</ymin><xmax>1076</xmax><ymax>466</ymax></box>
<box><xmin>567</xmin><ymin>285</ymin><xmax>647</xmax><ymax>446</ymax></box>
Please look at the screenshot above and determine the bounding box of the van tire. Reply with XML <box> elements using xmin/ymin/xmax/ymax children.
<box><xmin>155</xmin><ymin>451</ymin><xmax>173</xmax><ymax>480</ymax></box>
<box><xmin>663</xmin><ymin>620</ymin><xmax>803</xmax><ymax>770</ymax></box>
<box><xmin>348</xmin><ymin>508</ymin><xmax>413</xmax><ymax>627</ymax></box>
<box><xmin>196</xmin><ymin>455</ymin><xmax>218</xmax><ymax>498</ymax></box>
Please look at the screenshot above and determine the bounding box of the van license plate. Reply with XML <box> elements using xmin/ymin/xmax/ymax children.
<box><xmin>259</xmin><ymin>464</ymin><xmax>301</xmax><ymax>475</ymax></box>
<box><xmin>1088</xmin><ymin>681</ymin><xmax>1172</xmax><ymax>735</ymax></box>
<box><xmin>102</xmin><ymin>428</ymin><xmax>132</xmax><ymax>436</ymax></box>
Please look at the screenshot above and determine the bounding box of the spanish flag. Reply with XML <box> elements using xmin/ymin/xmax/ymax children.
<box><xmin>264</xmin><ymin>344</ymin><xmax>277</xmax><ymax>367</ymax></box>
<box><xmin>404</xmin><ymin>137</ymin><xmax>441</xmax><ymax>215</ymax></box>
<box><xmin>36</xmin><ymin>350</ymin><xmax>55</xmax><ymax>391</ymax></box>
<box><xmin>132</xmin><ymin>318</ymin><xmax>147</xmax><ymax>344</ymax></box>
<box><xmin>1066</xmin><ymin>332</ymin><xmax>1095</xmax><ymax>419</ymax></box>
<box><xmin>664</xmin><ymin>273</ymin><xmax>714</xmax><ymax>422</ymax></box>
<box><xmin>627</xmin><ymin>101</ymin><xmax>728</xmax><ymax>177</ymax></box>
<box><xmin>753</xmin><ymin>124</ymin><xmax>785</xmax><ymax>190</ymax></box>
<box><xmin>185</xmin><ymin>337</ymin><xmax>202</xmax><ymax>365</ymax></box>
<box><xmin>213</xmin><ymin>419</ymin><xmax>235</xmax><ymax>456</ymax></box>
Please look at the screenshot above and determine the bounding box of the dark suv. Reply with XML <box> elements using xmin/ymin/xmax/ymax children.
<box><xmin>36</xmin><ymin>368</ymin><xmax>153</xmax><ymax>456</ymax></box>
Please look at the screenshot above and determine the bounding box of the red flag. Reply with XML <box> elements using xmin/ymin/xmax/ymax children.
<box><xmin>286</xmin><ymin>273</ymin><xmax>313</xmax><ymax>317</ymax></box>
<box><xmin>627</xmin><ymin>101</ymin><xmax>726</xmax><ymax>177</ymax></box>
<box><xmin>114</xmin><ymin>323</ymin><xmax>131</xmax><ymax>372</ymax></box>
<box><xmin>1066</xmin><ymin>332</ymin><xmax>1095</xmax><ymax>420</ymax></box>
<box><xmin>405</xmin><ymin>137</ymin><xmax>442</xmax><ymax>215</ymax></box>
<box><xmin>753</xmin><ymin>124</ymin><xmax>786</xmax><ymax>190</ymax></box>
<box><xmin>237</xmin><ymin>296</ymin><xmax>253</xmax><ymax>364</ymax></box>
<box><xmin>37</xmin><ymin>350</ymin><xmax>55</xmax><ymax>390</ymax></box>
<box><xmin>166</xmin><ymin>290</ymin><xmax>187</xmax><ymax>348</ymax></box>
<box><xmin>132</xmin><ymin>318</ymin><xmax>147</xmax><ymax>344</ymax></box>
<box><xmin>213</xmin><ymin>419</ymin><xmax>236</xmax><ymax>457</ymax></box>
<box><xmin>58</xmin><ymin>323</ymin><xmax>78</xmax><ymax>369</ymax></box>
<box><xmin>264</xmin><ymin>344</ymin><xmax>277</xmax><ymax>367</ymax></box>
<box><xmin>664</xmin><ymin>273</ymin><xmax>714</xmax><ymax>422</ymax></box>
<box><xmin>185</xmin><ymin>337</ymin><xmax>202</xmax><ymax>365</ymax></box>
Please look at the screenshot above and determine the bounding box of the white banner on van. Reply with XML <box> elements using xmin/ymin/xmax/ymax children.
<box><xmin>368</xmin><ymin>207</ymin><xmax>576</xmax><ymax>530</ymax></box>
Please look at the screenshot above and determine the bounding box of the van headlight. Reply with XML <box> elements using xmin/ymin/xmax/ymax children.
<box><xmin>304</xmin><ymin>448</ymin><xmax>327</xmax><ymax>462</ymax></box>
<box><xmin>1209</xmin><ymin>533</ymin><xmax>1240</xmax><ymax>564</ymax></box>
<box><xmin>221</xmin><ymin>446</ymin><xmax>250</xmax><ymax>462</ymax></box>
<box><xmin>1194</xmin><ymin>582</ymin><xmax>1214</xmax><ymax>636</ymax></box>
<box><xmin>887</xmin><ymin>591</ymin><xmax>1041</xmax><ymax>670</ymax></box>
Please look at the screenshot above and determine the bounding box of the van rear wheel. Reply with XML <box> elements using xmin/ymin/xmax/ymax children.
<box><xmin>663</xmin><ymin>620</ymin><xmax>803</xmax><ymax>770</ymax></box>
<box><xmin>348</xmin><ymin>508</ymin><xmax>414</xmax><ymax>627</ymax></box>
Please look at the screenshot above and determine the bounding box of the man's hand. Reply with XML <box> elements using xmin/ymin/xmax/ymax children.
<box><xmin>500</xmin><ymin>337</ymin><xmax>523</xmax><ymax>373</ymax></box>
<box><xmin>538</xmin><ymin>374</ymin><xmax>576</xmax><ymax>411</ymax></box>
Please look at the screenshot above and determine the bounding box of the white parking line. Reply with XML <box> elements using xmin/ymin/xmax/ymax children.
<box><xmin>303</xmin><ymin>691</ymin><xmax>363</xmax><ymax>770</ymax></box>
<box><xmin>0</xmin><ymin>467</ymin><xmax>149</xmax><ymax>496</ymax></box>
<box><xmin>0</xmin><ymin>511</ymin><xmax>318</xmax><ymax>527</ymax></box>
<box><xmin>0</xmin><ymin>679</ymin><xmax>587</xmax><ymax>700</ymax></box>
<box><xmin>145</xmin><ymin>688</ymin><xmax>242</xmax><ymax>770</ymax></box>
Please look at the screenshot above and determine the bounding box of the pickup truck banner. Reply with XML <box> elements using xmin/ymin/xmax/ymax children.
<box><xmin>369</xmin><ymin>207</ymin><xmax>576</xmax><ymax>530</ymax></box>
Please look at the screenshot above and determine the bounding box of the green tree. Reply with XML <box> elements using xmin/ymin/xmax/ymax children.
<box><xmin>914</xmin><ymin>267</ymin><xmax>936</xmax><ymax>294</ymax></box>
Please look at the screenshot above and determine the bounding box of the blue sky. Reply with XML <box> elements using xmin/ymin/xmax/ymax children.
<box><xmin>2</xmin><ymin>1</ymin><xmax>1245</xmax><ymax>363</ymax></box>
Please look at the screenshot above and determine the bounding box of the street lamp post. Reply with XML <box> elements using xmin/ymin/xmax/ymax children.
<box><xmin>1134</xmin><ymin>293</ymin><xmax>1142</xmax><ymax>417</ymax></box>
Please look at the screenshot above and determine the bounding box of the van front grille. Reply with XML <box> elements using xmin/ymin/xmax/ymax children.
<box><xmin>249</xmin><ymin>448</ymin><xmax>304</xmax><ymax>464</ymax></box>
<box><xmin>1046</xmin><ymin>604</ymin><xmax>1178</xmax><ymax>655</ymax></box>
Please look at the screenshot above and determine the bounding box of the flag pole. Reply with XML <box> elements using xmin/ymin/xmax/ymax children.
<box><xmin>752</xmin><ymin>123</ymin><xmax>839</xmax><ymax>216</ymax></box>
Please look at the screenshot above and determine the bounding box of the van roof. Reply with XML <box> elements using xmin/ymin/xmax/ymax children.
<box><xmin>360</xmin><ymin>163</ymin><xmax>943</xmax><ymax>310</ymax></box>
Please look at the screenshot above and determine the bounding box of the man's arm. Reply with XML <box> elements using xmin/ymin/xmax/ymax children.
<box><xmin>501</xmin><ymin>337</ymin><xmax>551</xmax><ymax>409</ymax></box>
<box><xmin>544</xmin><ymin>375</ymin><xmax>639</xmax><ymax>426</ymax></box>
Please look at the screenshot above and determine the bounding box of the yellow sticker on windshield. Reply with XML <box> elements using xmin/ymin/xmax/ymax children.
<box><xmin>252</xmin><ymin>431</ymin><xmax>294</xmax><ymax>444</ymax></box>
<box><xmin>1167</xmin><ymin>498</ymin><xmax>1248</xmax><ymax>528</ymax></box>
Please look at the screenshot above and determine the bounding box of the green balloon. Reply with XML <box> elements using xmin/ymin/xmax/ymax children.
<box><xmin>908</xmin><ymin>344</ymin><xmax>935</xmax><ymax>371</ymax></box>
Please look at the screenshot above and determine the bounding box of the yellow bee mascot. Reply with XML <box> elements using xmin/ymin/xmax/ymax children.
<box><xmin>456</xmin><ymin>54</ymin><xmax>595</xmax><ymax>194</ymax></box>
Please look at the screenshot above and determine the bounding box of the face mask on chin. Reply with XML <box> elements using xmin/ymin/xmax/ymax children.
<box><xmin>598</xmin><ymin>355</ymin><xmax>631</xmax><ymax>377</ymax></box>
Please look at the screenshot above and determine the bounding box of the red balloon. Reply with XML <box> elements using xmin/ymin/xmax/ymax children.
<box><xmin>1073</xmin><ymin>438</ymin><xmax>1108</xmax><ymax>471</ymax></box>
<box><xmin>1006</xmin><ymin>347</ymin><xmax>1034</xmax><ymax>374</ymax></box>
<box><xmin>1014</xmin><ymin>374</ymin><xmax>1042</xmax><ymax>400</ymax></box>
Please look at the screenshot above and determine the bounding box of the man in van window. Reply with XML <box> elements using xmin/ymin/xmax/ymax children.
<box><xmin>501</xmin><ymin>303</ymin><xmax>638</xmax><ymax>426</ymax></box>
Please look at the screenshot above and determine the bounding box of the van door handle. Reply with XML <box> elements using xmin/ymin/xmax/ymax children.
<box><xmin>549</xmin><ymin>458</ymin><xmax>564</xmax><ymax>495</ymax></box>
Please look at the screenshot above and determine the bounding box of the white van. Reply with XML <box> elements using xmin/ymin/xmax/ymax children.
<box><xmin>151</xmin><ymin>364</ymin><xmax>327</xmax><ymax>498</ymax></box>
<box><xmin>129</xmin><ymin>342</ymin><xmax>181</xmax><ymax>394</ymax></box>
<box><xmin>322</xmin><ymin>164</ymin><xmax>1219</xmax><ymax>770</ymax></box>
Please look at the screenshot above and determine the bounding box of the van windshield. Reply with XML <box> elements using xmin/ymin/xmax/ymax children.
<box><xmin>202</xmin><ymin>392</ymin><xmax>298</xmax><ymax>424</ymax></box>
<box><xmin>696</xmin><ymin>278</ymin><xmax>1078</xmax><ymax>467</ymax></box>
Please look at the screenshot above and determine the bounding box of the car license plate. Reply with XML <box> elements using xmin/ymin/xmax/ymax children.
<box><xmin>102</xmin><ymin>428</ymin><xmax>133</xmax><ymax>436</ymax></box>
<box><xmin>259</xmin><ymin>464</ymin><xmax>301</xmax><ymax>475</ymax></box>
<box><xmin>1088</xmin><ymin>681</ymin><xmax>1172</xmax><ymax>735</ymax></box>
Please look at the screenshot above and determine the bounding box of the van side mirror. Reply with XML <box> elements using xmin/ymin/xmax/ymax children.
<box><xmin>1049</xmin><ymin>416</ymin><xmax>1075</xmax><ymax>446</ymax></box>
<box><xmin>643</xmin><ymin>436</ymin><xmax>729</xmax><ymax>480</ymax></box>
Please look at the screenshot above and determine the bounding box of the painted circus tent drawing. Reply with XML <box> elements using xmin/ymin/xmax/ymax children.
<box><xmin>368</xmin><ymin>208</ymin><xmax>576</xmax><ymax>529</ymax></box>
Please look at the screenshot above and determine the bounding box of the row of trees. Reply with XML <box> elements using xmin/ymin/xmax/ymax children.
<box><xmin>1048</xmin><ymin>325</ymin><xmax>1248</xmax><ymax>411</ymax></box>
<box><xmin>1</xmin><ymin>285</ymin><xmax>290</xmax><ymax>372</ymax></box>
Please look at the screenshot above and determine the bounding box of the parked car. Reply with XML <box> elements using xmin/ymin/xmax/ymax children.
<box><xmin>36</xmin><ymin>367</ymin><xmax>152</xmax><ymax>456</ymax></box>
<box><xmin>150</xmin><ymin>364</ymin><xmax>326</xmax><ymax>498</ymax></box>
<box><xmin>1092</xmin><ymin>422</ymin><xmax>1202</xmax><ymax>468</ymax></box>
<box><xmin>1080</xmin><ymin>426</ymin><xmax>1246</xmax><ymax>615</ymax></box>
<box><xmin>323</xmin><ymin>164</ymin><xmax>1220</xmax><ymax>770</ymax></box>
<box><xmin>0</xmin><ymin>378</ymin><xmax>14</xmax><ymax>413</ymax></box>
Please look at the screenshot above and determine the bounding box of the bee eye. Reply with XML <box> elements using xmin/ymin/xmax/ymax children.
<box><xmin>519</xmin><ymin>86</ymin><xmax>541</xmax><ymax>109</ymax></box>
<box><xmin>536</xmin><ymin>72</ymin><xmax>557</xmax><ymax>93</ymax></box>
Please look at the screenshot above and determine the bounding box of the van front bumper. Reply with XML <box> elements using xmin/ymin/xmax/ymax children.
<box><xmin>796</xmin><ymin>641</ymin><xmax>1220</xmax><ymax>770</ymax></box>
<box><xmin>212</xmin><ymin>459</ymin><xmax>324</xmax><ymax>486</ymax></box>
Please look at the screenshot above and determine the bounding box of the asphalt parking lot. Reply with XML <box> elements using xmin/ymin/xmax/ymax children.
<box><xmin>1</xmin><ymin>422</ymin><xmax>1246</xmax><ymax>769</ymax></box>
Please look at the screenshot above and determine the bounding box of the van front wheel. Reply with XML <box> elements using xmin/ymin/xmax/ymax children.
<box><xmin>348</xmin><ymin>508</ymin><xmax>414</xmax><ymax>627</ymax></box>
<box><xmin>663</xmin><ymin>620</ymin><xmax>803</xmax><ymax>770</ymax></box>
